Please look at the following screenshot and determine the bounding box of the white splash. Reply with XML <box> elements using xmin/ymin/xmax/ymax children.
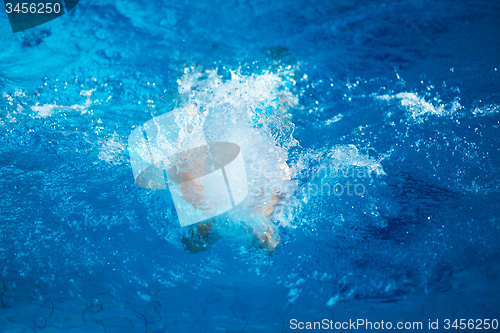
<box><xmin>30</xmin><ymin>89</ymin><xmax>95</xmax><ymax>118</ymax></box>
<box><xmin>98</xmin><ymin>135</ymin><xmax>127</xmax><ymax>165</ymax></box>
<box><xmin>328</xmin><ymin>144</ymin><xmax>387</xmax><ymax>178</ymax></box>
<box><xmin>169</xmin><ymin>66</ymin><xmax>301</xmax><ymax>231</ymax></box>
<box><xmin>472</xmin><ymin>104</ymin><xmax>500</xmax><ymax>117</ymax></box>
<box><xmin>377</xmin><ymin>92</ymin><xmax>462</xmax><ymax>123</ymax></box>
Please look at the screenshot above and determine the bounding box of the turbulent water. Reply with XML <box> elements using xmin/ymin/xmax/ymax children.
<box><xmin>1</xmin><ymin>0</ymin><xmax>499</xmax><ymax>332</ymax></box>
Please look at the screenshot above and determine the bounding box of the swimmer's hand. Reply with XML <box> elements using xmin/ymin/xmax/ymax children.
<box><xmin>253</xmin><ymin>226</ymin><xmax>280</xmax><ymax>252</ymax></box>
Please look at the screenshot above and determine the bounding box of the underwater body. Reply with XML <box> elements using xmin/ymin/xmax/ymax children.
<box><xmin>0</xmin><ymin>0</ymin><xmax>500</xmax><ymax>331</ymax></box>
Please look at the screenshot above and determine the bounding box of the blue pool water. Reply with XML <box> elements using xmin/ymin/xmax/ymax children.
<box><xmin>1</xmin><ymin>0</ymin><xmax>500</xmax><ymax>332</ymax></box>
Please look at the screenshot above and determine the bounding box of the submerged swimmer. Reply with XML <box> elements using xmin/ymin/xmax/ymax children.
<box><xmin>163</xmin><ymin>104</ymin><xmax>292</xmax><ymax>253</ymax></box>
<box><xmin>181</xmin><ymin>191</ymin><xmax>285</xmax><ymax>253</ymax></box>
<box><xmin>133</xmin><ymin>67</ymin><xmax>298</xmax><ymax>253</ymax></box>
